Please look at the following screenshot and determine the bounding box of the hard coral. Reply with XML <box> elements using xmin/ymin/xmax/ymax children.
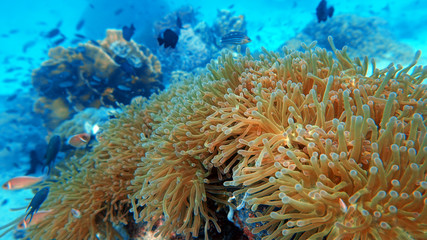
<box><xmin>32</xmin><ymin>29</ymin><xmax>163</xmax><ymax>131</ymax></box>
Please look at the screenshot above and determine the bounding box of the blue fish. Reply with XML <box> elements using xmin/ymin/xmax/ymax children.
<box><xmin>43</xmin><ymin>135</ymin><xmax>61</xmax><ymax>175</ymax></box>
<box><xmin>25</xmin><ymin>187</ymin><xmax>49</xmax><ymax>223</ymax></box>
<box><xmin>157</xmin><ymin>29</ymin><xmax>179</xmax><ymax>49</ymax></box>
<box><xmin>122</xmin><ymin>24</ymin><xmax>135</xmax><ymax>41</ymax></box>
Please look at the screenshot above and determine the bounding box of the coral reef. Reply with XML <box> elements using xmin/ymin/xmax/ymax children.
<box><xmin>285</xmin><ymin>14</ymin><xmax>415</xmax><ymax>64</ymax></box>
<box><xmin>211</xmin><ymin>9</ymin><xmax>247</xmax><ymax>42</ymax></box>
<box><xmin>155</xmin><ymin>6</ymin><xmax>249</xmax><ymax>81</ymax></box>
<box><xmin>24</xmin><ymin>39</ymin><xmax>426</xmax><ymax>240</ymax></box>
<box><xmin>32</xmin><ymin>29</ymin><xmax>163</xmax><ymax>131</ymax></box>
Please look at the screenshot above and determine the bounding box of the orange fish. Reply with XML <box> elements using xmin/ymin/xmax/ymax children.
<box><xmin>2</xmin><ymin>176</ymin><xmax>44</xmax><ymax>190</ymax></box>
<box><xmin>17</xmin><ymin>210</ymin><xmax>53</xmax><ymax>229</ymax></box>
<box><xmin>67</xmin><ymin>133</ymin><xmax>91</xmax><ymax>148</ymax></box>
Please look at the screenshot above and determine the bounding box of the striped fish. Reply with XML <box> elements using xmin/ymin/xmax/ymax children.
<box><xmin>220</xmin><ymin>31</ymin><xmax>251</xmax><ymax>45</ymax></box>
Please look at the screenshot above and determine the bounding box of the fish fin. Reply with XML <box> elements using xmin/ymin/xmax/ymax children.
<box><xmin>157</xmin><ymin>36</ymin><xmax>164</xmax><ymax>46</ymax></box>
<box><xmin>328</xmin><ymin>6</ymin><xmax>334</xmax><ymax>17</ymax></box>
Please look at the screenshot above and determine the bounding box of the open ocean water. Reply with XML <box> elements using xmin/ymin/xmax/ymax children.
<box><xmin>0</xmin><ymin>0</ymin><xmax>426</xmax><ymax>239</ymax></box>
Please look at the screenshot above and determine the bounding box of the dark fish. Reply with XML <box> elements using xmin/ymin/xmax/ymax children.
<box><xmin>114</xmin><ymin>8</ymin><xmax>123</xmax><ymax>15</ymax></box>
<box><xmin>157</xmin><ymin>29</ymin><xmax>179</xmax><ymax>49</ymax></box>
<box><xmin>1</xmin><ymin>34</ymin><xmax>8</xmax><ymax>38</ymax></box>
<box><xmin>3</xmin><ymin>78</ymin><xmax>16</xmax><ymax>83</ymax></box>
<box><xmin>89</xmin><ymin>39</ymin><xmax>100</xmax><ymax>46</ymax></box>
<box><xmin>22</xmin><ymin>40</ymin><xmax>37</xmax><ymax>53</ymax></box>
<box><xmin>25</xmin><ymin>187</ymin><xmax>49</xmax><ymax>223</ymax></box>
<box><xmin>228</xmin><ymin>4</ymin><xmax>234</xmax><ymax>9</ymax></box>
<box><xmin>9</xmin><ymin>29</ymin><xmax>19</xmax><ymax>34</ymax></box>
<box><xmin>56</xmin><ymin>20</ymin><xmax>63</xmax><ymax>28</ymax></box>
<box><xmin>74</xmin><ymin>33</ymin><xmax>86</xmax><ymax>39</ymax></box>
<box><xmin>122</xmin><ymin>24</ymin><xmax>135</xmax><ymax>41</ymax></box>
<box><xmin>45</xmin><ymin>29</ymin><xmax>60</xmax><ymax>38</ymax></box>
<box><xmin>220</xmin><ymin>31</ymin><xmax>251</xmax><ymax>45</ymax></box>
<box><xmin>316</xmin><ymin>0</ymin><xmax>334</xmax><ymax>23</ymax></box>
<box><xmin>177</xmin><ymin>16</ymin><xmax>182</xmax><ymax>29</ymax></box>
<box><xmin>6</xmin><ymin>93</ymin><xmax>17</xmax><ymax>101</ymax></box>
<box><xmin>43</xmin><ymin>135</ymin><xmax>60</xmax><ymax>175</ymax></box>
<box><xmin>89</xmin><ymin>4</ymin><xmax>94</xmax><ymax>8</ymax></box>
<box><xmin>53</xmin><ymin>37</ymin><xmax>66</xmax><ymax>46</ymax></box>
<box><xmin>76</xmin><ymin>19</ymin><xmax>85</xmax><ymax>30</ymax></box>
<box><xmin>26</xmin><ymin>150</ymin><xmax>41</xmax><ymax>175</ymax></box>
<box><xmin>1</xmin><ymin>199</ymin><xmax>7</xmax><ymax>206</ymax></box>
<box><xmin>6</xmin><ymin>67</ymin><xmax>22</xmax><ymax>72</ymax></box>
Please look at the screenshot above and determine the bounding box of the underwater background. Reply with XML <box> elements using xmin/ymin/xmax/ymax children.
<box><xmin>0</xmin><ymin>0</ymin><xmax>426</xmax><ymax>239</ymax></box>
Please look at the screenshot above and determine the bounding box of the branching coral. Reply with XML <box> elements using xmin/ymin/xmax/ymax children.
<box><xmin>32</xmin><ymin>29</ymin><xmax>163</xmax><ymax>131</ymax></box>
<box><xmin>23</xmin><ymin>37</ymin><xmax>426</xmax><ymax>240</ymax></box>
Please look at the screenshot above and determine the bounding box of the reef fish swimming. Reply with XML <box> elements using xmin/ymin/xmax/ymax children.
<box><xmin>43</xmin><ymin>135</ymin><xmax>61</xmax><ymax>175</ymax></box>
<box><xmin>122</xmin><ymin>24</ymin><xmax>135</xmax><ymax>41</ymax></box>
<box><xmin>2</xmin><ymin>176</ymin><xmax>44</xmax><ymax>190</ymax></box>
<box><xmin>67</xmin><ymin>133</ymin><xmax>91</xmax><ymax>148</ymax></box>
<box><xmin>316</xmin><ymin>0</ymin><xmax>334</xmax><ymax>23</ymax></box>
<box><xmin>220</xmin><ymin>31</ymin><xmax>251</xmax><ymax>45</ymax></box>
<box><xmin>25</xmin><ymin>187</ymin><xmax>49</xmax><ymax>223</ymax></box>
<box><xmin>157</xmin><ymin>29</ymin><xmax>179</xmax><ymax>49</ymax></box>
<box><xmin>18</xmin><ymin>210</ymin><xmax>53</xmax><ymax>229</ymax></box>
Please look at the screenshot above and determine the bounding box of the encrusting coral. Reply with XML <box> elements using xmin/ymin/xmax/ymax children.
<box><xmin>23</xmin><ymin>37</ymin><xmax>426</xmax><ymax>239</ymax></box>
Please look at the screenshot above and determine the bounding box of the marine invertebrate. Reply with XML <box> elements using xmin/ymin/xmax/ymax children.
<box><xmin>205</xmin><ymin>41</ymin><xmax>427</xmax><ymax>239</ymax></box>
<box><xmin>32</xmin><ymin>29</ymin><xmax>163</xmax><ymax>131</ymax></box>
<box><xmin>23</xmin><ymin>38</ymin><xmax>426</xmax><ymax>240</ymax></box>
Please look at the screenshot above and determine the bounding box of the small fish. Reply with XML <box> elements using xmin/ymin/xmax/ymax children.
<box><xmin>114</xmin><ymin>8</ymin><xmax>123</xmax><ymax>15</ymax></box>
<box><xmin>157</xmin><ymin>29</ymin><xmax>179</xmax><ymax>49</ymax></box>
<box><xmin>76</xmin><ymin>19</ymin><xmax>85</xmax><ymax>30</ymax></box>
<box><xmin>53</xmin><ymin>37</ymin><xmax>66</xmax><ymax>46</ymax></box>
<box><xmin>89</xmin><ymin>39</ymin><xmax>100</xmax><ymax>47</ymax></box>
<box><xmin>22</xmin><ymin>40</ymin><xmax>37</xmax><ymax>53</ymax></box>
<box><xmin>177</xmin><ymin>16</ymin><xmax>182</xmax><ymax>29</ymax></box>
<box><xmin>316</xmin><ymin>0</ymin><xmax>334</xmax><ymax>23</ymax></box>
<box><xmin>220</xmin><ymin>31</ymin><xmax>251</xmax><ymax>45</ymax></box>
<box><xmin>9</xmin><ymin>29</ymin><xmax>19</xmax><ymax>34</ymax></box>
<box><xmin>122</xmin><ymin>24</ymin><xmax>135</xmax><ymax>41</ymax></box>
<box><xmin>6</xmin><ymin>93</ymin><xmax>17</xmax><ymax>101</ymax></box>
<box><xmin>26</xmin><ymin>149</ymin><xmax>42</xmax><ymax>175</ymax></box>
<box><xmin>2</xmin><ymin>176</ymin><xmax>45</xmax><ymax>190</ymax></box>
<box><xmin>17</xmin><ymin>210</ymin><xmax>52</xmax><ymax>229</ymax></box>
<box><xmin>89</xmin><ymin>4</ymin><xmax>95</xmax><ymax>8</ymax></box>
<box><xmin>45</xmin><ymin>28</ymin><xmax>60</xmax><ymax>38</ymax></box>
<box><xmin>25</xmin><ymin>187</ymin><xmax>49</xmax><ymax>223</ymax></box>
<box><xmin>74</xmin><ymin>33</ymin><xmax>86</xmax><ymax>39</ymax></box>
<box><xmin>70</xmin><ymin>208</ymin><xmax>81</xmax><ymax>218</ymax></box>
<box><xmin>44</xmin><ymin>135</ymin><xmax>61</xmax><ymax>175</ymax></box>
<box><xmin>56</xmin><ymin>20</ymin><xmax>63</xmax><ymax>28</ymax></box>
<box><xmin>2</xmin><ymin>78</ymin><xmax>16</xmax><ymax>83</ymax></box>
<box><xmin>228</xmin><ymin>4</ymin><xmax>234</xmax><ymax>9</ymax></box>
<box><xmin>67</xmin><ymin>133</ymin><xmax>90</xmax><ymax>148</ymax></box>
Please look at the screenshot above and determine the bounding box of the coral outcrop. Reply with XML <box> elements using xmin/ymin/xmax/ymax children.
<box><xmin>285</xmin><ymin>14</ymin><xmax>415</xmax><ymax>64</ymax></box>
<box><xmin>24</xmin><ymin>39</ymin><xmax>426</xmax><ymax>240</ymax></box>
<box><xmin>32</xmin><ymin>30</ymin><xmax>163</xmax><ymax>131</ymax></box>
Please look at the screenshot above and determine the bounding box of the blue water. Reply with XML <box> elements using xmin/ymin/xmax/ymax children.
<box><xmin>0</xmin><ymin>0</ymin><xmax>426</xmax><ymax>239</ymax></box>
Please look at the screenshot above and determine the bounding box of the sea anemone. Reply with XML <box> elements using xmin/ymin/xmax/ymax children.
<box><xmin>23</xmin><ymin>37</ymin><xmax>426</xmax><ymax>240</ymax></box>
